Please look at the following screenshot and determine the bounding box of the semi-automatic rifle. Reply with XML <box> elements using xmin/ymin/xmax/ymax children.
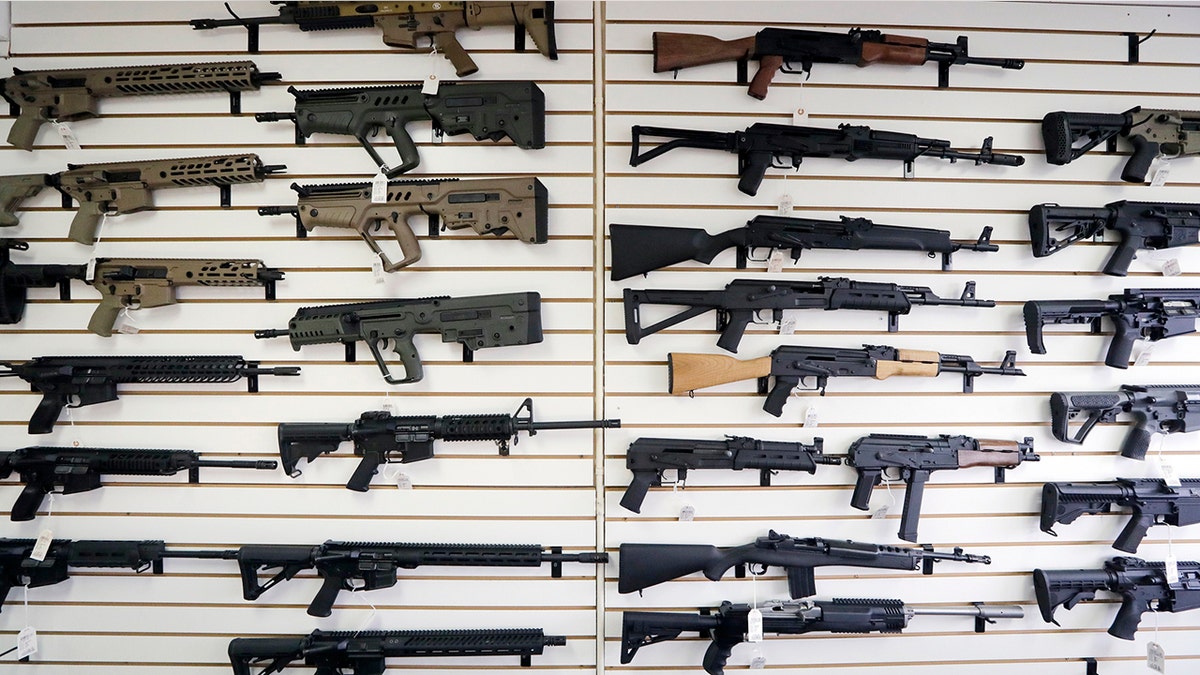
<box><xmin>1041</xmin><ymin>478</ymin><xmax>1200</xmax><ymax>552</ymax></box>
<box><xmin>1042</xmin><ymin>107</ymin><xmax>1199</xmax><ymax>182</ymax></box>
<box><xmin>1030</xmin><ymin>201</ymin><xmax>1200</xmax><ymax>276</ymax></box>
<box><xmin>1050</xmin><ymin>384</ymin><xmax>1200</xmax><ymax>459</ymax></box>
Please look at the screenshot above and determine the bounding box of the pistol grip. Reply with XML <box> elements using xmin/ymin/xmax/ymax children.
<box><xmin>702</xmin><ymin>640</ymin><xmax>738</xmax><ymax>675</ymax></box>
<box><xmin>384</xmin><ymin>125</ymin><xmax>422</xmax><ymax>177</ymax></box>
<box><xmin>1122</xmin><ymin>135</ymin><xmax>1160</xmax><ymax>183</ymax></box>
<box><xmin>87</xmin><ymin>295</ymin><xmax>126</xmax><ymax>337</ymax></box>
<box><xmin>7</xmin><ymin>112</ymin><xmax>46</xmax><ymax>151</ymax></box>
<box><xmin>29</xmin><ymin>394</ymin><xmax>68</xmax><ymax>434</ymax></box>
<box><xmin>715</xmin><ymin>310</ymin><xmax>753</xmax><ymax>353</ymax></box>
<box><xmin>747</xmin><ymin>55</ymin><xmax>784</xmax><ymax>100</ymax></box>
<box><xmin>307</xmin><ymin>574</ymin><xmax>344</xmax><ymax>618</ymax></box>
<box><xmin>619</xmin><ymin>472</ymin><xmax>656</xmax><ymax>513</ymax></box>
<box><xmin>1109</xmin><ymin>593</ymin><xmax>1148</xmax><ymax>640</ymax></box>
<box><xmin>434</xmin><ymin>32</ymin><xmax>479</xmax><ymax>77</ymax></box>
<box><xmin>346</xmin><ymin>452</ymin><xmax>384</xmax><ymax>492</ymax></box>
<box><xmin>1104</xmin><ymin>320</ymin><xmax>1139</xmax><ymax>368</ymax></box>
<box><xmin>1120</xmin><ymin>413</ymin><xmax>1155</xmax><ymax>460</ymax></box>
<box><xmin>69</xmin><ymin>201</ymin><xmax>106</xmax><ymax>245</ymax></box>
<box><xmin>11</xmin><ymin>483</ymin><xmax>49</xmax><ymax>521</ymax></box>
<box><xmin>368</xmin><ymin>334</ymin><xmax>424</xmax><ymax>385</ymax></box>
<box><xmin>1102</xmin><ymin>237</ymin><xmax>1141</xmax><ymax>276</ymax></box>
<box><xmin>736</xmin><ymin>150</ymin><xmax>772</xmax><ymax>196</ymax></box>
<box><xmin>762</xmin><ymin>375</ymin><xmax>799</xmax><ymax>417</ymax></box>
<box><xmin>1113</xmin><ymin>512</ymin><xmax>1154</xmax><ymax>552</ymax></box>
<box><xmin>850</xmin><ymin>469</ymin><xmax>882</xmax><ymax>510</ymax></box>
<box><xmin>383</xmin><ymin>221</ymin><xmax>423</xmax><ymax>271</ymax></box>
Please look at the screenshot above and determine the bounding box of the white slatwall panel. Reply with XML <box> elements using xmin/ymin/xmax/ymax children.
<box><xmin>3</xmin><ymin>2</ymin><xmax>1200</xmax><ymax>675</ymax></box>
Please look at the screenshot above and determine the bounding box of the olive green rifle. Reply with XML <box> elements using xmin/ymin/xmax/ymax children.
<box><xmin>49</xmin><ymin>154</ymin><xmax>286</xmax><ymax>245</ymax></box>
<box><xmin>259</xmin><ymin>177</ymin><xmax>548</xmax><ymax>271</ymax></box>
<box><xmin>0</xmin><ymin>173</ymin><xmax>50</xmax><ymax>227</ymax></box>
<box><xmin>1</xmin><ymin>61</ymin><xmax>280</xmax><ymax>150</ymax></box>
<box><xmin>190</xmin><ymin>2</ymin><xmax>557</xmax><ymax>77</ymax></box>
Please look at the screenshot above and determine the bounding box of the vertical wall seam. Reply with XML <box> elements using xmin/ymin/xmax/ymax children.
<box><xmin>592</xmin><ymin>2</ymin><xmax>608</xmax><ymax>673</ymax></box>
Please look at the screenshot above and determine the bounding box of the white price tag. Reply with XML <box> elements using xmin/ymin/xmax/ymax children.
<box><xmin>803</xmin><ymin>405</ymin><xmax>818</xmax><ymax>428</ymax></box>
<box><xmin>778</xmin><ymin>317</ymin><xmax>796</xmax><ymax>335</ymax></box>
<box><xmin>371</xmin><ymin>173</ymin><xmax>388</xmax><ymax>203</ymax></box>
<box><xmin>113</xmin><ymin>308</ymin><xmax>140</xmax><ymax>334</ymax></box>
<box><xmin>1133</xmin><ymin>343</ymin><xmax>1155</xmax><ymax>367</ymax></box>
<box><xmin>85</xmin><ymin>258</ymin><xmax>98</xmax><ymax>281</ymax></box>
<box><xmin>749</xmin><ymin>653</ymin><xmax>767</xmax><ymax>669</ymax></box>
<box><xmin>777</xmin><ymin>193</ymin><xmax>793</xmax><ymax>215</ymax></box>
<box><xmin>395</xmin><ymin>472</ymin><xmax>413</xmax><ymax>489</ymax></box>
<box><xmin>767</xmin><ymin>249</ymin><xmax>786</xmax><ymax>273</ymax></box>
<box><xmin>52</xmin><ymin>121</ymin><xmax>81</xmax><ymax>150</ymax></box>
<box><xmin>871</xmin><ymin>505</ymin><xmax>889</xmax><ymax>519</ymax></box>
<box><xmin>1147</xmin><ymin>641</ymin><xmax>1166</xmax><ymax>672</ymax></box>
<box><xmin>747</xmin><ymin>607</ymin><xmax>764</xmax><ymax>642</ymax></box>
<box><xmin>1162</xmin><ymin>258</ymin><xmax>1181</xmax><ymax>276</ymax></box>
<box><xmin>1161</xmin><ymin>460</ymin><xmax>1182</xmax><ymax>488</ymax></box>
<box><xmin>422</xmin><ymin>74</ymin><xmax>440</xmax><ymax>95</ymax></box>
<box><xmin>379</xmin><ymin>398</ymin><xmax>396</xmax><ymax>415</ymax></box>
<box><xmin>1165</xmin><ymin>554</ymin><xmax>1180</xmax><ymax>585</ymax></box>
<box><xmin>1150</xmin><ymin>162</ymin><xmax>1171</xmax><ymax>187</ymax></box>
<box><xmin>678</xmin><ymin>504</ymin><xmax>695</xmax><ymax>521</ymax></box>
<box><xmin>30</xmin><ymin>529</ymin><xmax>53</xmax><ymax>562</ymax></box>
<box><xmin>16</xmin><ymin>626</ymin><xmax>37</xmax><ymax>660</ymax></box>
<box><xmin>372</xmin><ymin>253</ymin><xmax>386</xmax><ymax>283</ymax></box>
<box><xmin>792</xmin><ymin>107</ymin><xmax>808</xmax><ymax>124</ymax></box>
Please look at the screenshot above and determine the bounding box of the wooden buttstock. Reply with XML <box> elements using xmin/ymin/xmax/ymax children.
<box><xmin>668</xmin><ymin>353</ymin><xmax>771</xmax><ymax>394</ymax></box>
<box><xmin>874</xmin><ymin>360</ymin><xmax>939</xmax><ymax>380</ymax></box>
<box><xmin>859</xmin><ymin>38</ymin><xmax>929</xmax><ymax>66</ymax></box>
<box><xmin>653</xmin><ymin>32</ymin><xmax>756</xmax><ymax>72</ymax></box>
<box><xmin>958</xmin><ymin>447</ymin><xmax>1022</xmax><ymax>468</ymax></box>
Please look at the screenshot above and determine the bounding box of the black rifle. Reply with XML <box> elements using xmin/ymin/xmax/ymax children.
<box><xmin>0</xmin><ymin>538</ymin><xmax>236</xmax><ymax>610</ymax></box>
<box><xmin>1030</xmin><ymin>201</ymin><xmax>1200</xmax><ymax>276</ymax></box>
<box><xmin>256</xmin><ymin>82</ymin><xmax>545</xmax><ymax>176</ymax></box>
<box><xmin>1041</xmin><ymin>478</ymin><xmax>1200</xmax><ymax>552</ymax></box>
<box><xmin>222</xmin><ymin>540</ymin><xmax>608</xmax><ymax>617</ymax></box>
<box><xmin>255</xmin><ymin>293</ymin><xmax>541</xmax><ymax>385</ymax></box>
<box><xmin>630</xmin><ymin>122</ymin><xmax>1024</xmax><ymax>196</ymax></box>
<box><xmin>1050</xmin><ymin>384</ymin><xmax>1200</xmax><ymax>459</ymax></box>
<box><xmin>1024</xmin><ymin>288</ymin><xmax>1200</xmax><ymax>368</ymax></box>
<box><xmin>0</xmin><ymin>447</ymin><xmax>277</xmax><ymax>521</ymax></box>
<box><xmin>618</xmin><ymin>530</ymin><xmax>990</xmax><ymax>596</ymax></box>
<box><xmin>1041</xmin><ymin>107</ymin><xmax>1200</xmax><ymax>183</ymax></box>
<box><xmin>278</xmin><ymin>397</ymin><xmax>620</xmax><ymax>491</ymax></box>
<box><xmin>848</xmin><ymin>433</ymin><xmax>1038</xmax><ymax>542</ymax></box>
<box><xmin>653</xmin><ymin>27</ymin><xmax>1023</xmax><ymax>98</ymax></box>
<box><xmin>228</xmin><ymin>627</ymin><xmax>566</xmax><ymax>675</ymax></box>
<box><xmin>1034</xmin><ymin>556</ymin><xmax>1200</xmax><ymax>639</ymax></box>
<box><xmin>620</xmin><ymin>435</ymin><xmax>839</xmax><ymax>513</ymax></box>
<box><xmin>668</xmin><ymin>344</ymin><xmax>1024</xmax><ymax>416</ymax></box>
<box><xmin>0</xmin><ymin>239</ymin><xmax>86</xmax><ymax>324</ymax></box>
<box><xmin>610</xmin><ymin>216</ymin><xmax>997</xmax><ymax>279</ymax></box>
<box><xmin>625</xmin><ymin>277</ymin><xmax>993</xmax><ymax>351</ymax></box>
<box><xmin>0</xmin><ymin>355</ymin><xmax>301</xmax><ymax>434</ymax></box>
<box><xmin>622</xmin><ymin>599</ymin><xmax>1023</xmax><ymax>675</ymax></box>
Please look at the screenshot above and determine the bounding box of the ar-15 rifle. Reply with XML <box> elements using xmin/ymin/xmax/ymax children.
<box><xmin>1024</xmin><ymin>288</ymin><xmax>1200</xmax><ymax>368</ymax></box>
<box><xmin>0</xmin><ymin>239</ymin><xmax>86</xmax><ymax>323</ymax></box>
<box><xmin>668</xmin><ymin>344</ymin><xmax>1024</xmax><ymax>416</ymax></box>
<box><xmin>254</xmin><ymin>293</ymin><xmax>541</xmax><ymax>385</ymax></box>
<box><xmin>49</xmin><ymin>153</ymin><xmax>286</xmax><ymax>245</ymax></box>
<box><xmin>1</xmin><ymin>61</ymin><xmax>280</xmax><ymax>150</ymax></box>
<box><xmin>1030</xmin><ymin>201</ymin><xmax>1200</xmax><ymax>276</ymax></box>
<box><xmin>653</xmin><ymin>27</ymin><xmax>1023</xmax><ymax>98</ymax></box>
<box><xmin>0</xmin><ymin>538</ymin><xmax>236</xmax><ymax>610</ymax></box>
<box><xmin>0</xmin><ymin>355</ymin><xmax>301</xmax><ymax>434</ymax></box>
<box><xmin>1042</xmin><ymin>107</ymin><xmax>1199</xmax><ymax>183</ymax></box>
<box><xmin>221</xmin><ymin>539</ymin><xmax>607</xmax><ymax>617</ymax></box>
<box><xmin>630</xmin><ymin>122</ymin><xmax>1024</xmax><ymax>196</ymax></box>
<box><xmin>620</xmin><ymin>435</ymin><xmax>839</xmax><ymax>513</ymax></box>
<box><xmin>228</xmin><ymin>627</ymin><xmax>566</xmax><ymax>675</ymax></box>
<box><xmin>618</xmin><ymin>531</ymin><xmax>990</xmax><ymax>597</ymax></box>
<box><xmin>256</xmin><ymin>82</ymin><xmax>544</xmax><ymax>177</ymax></box>
<box><xmin>0</xmin><ymin>174</ymin><xmax>51</xmax><ymax>227</ymax></box>
<box><xmin>1034</xmin><ymin>556</ymin><xmax>1200</xmax><ymax>639</ymax></box>
<box><xmin>0</xmin><ymin>447</ymin><xmax>276</xmax><ymax>521</ymax></box>
<box><xmin>1050</xmin><ymin>384</ymin><xmax>1200</xmax><ymax>459</ymax></box>
<box><xmin>1041</xmin><ymin>478</ymin><xmax>1200</xmax><ymax>552</ymax></box>
<box><xmin>622</xmin><ymin>599</ymin><xmax>1023</xmax><ymax>675</ymax></box>
<box><xmin>609</xmin><ymin>215</ymin><xmax>997</xmax><ymax>279</ymax></box>
<box><xmin>625</xmin><ymin>277</ymin><xmax>993</xmax><ymax>351</ymax></box>
<box><xmin>259</xmin><ymin>176</ymin><xmax>548</xmax><ymax>272</ymax></box>
<box><xmin>191</xmin><ymin>2</ymin><xmax>557</xmax><ymax>77</ymax></box>
<box><xmin>847</xmin><ymin>433</ymin><xmax>1039</xmax><ymax>542</ymax></box>
<box><xmin>277</xmin><ymin>397</ymin><xmax>619</xmax><ymax>491</ymax></box>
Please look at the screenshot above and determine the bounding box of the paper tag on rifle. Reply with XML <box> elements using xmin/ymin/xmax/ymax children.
<box><xmin>767</xmin><ymin>249</ymin><xmax>786</xmax><ymax>273</ymax></box>
<box><xmin>1147</xmin><ymin>641</ymin><xmax>1166</xmax><ymax>672</ymax></box>
<box><xmin>52</xmin><ymin>121</ymin><xmax>81</xmax><ymax>151</ymax></box>
<box><xmin>379</xmin><ymin>397</ymin><xmax>396</xmax><ymax>415</ymax></box>
<box><xmin>1150</xmin><ymin>161</ymin><xmax>1171</xmax><ymax>187</ymax></box>
<box><xmin>113</xmin><ymin>308</ymin><xmax>140</xmax><ymax>334</ymax></box>
<box><xmin>29</xmin><ymin>529</ymin><xmax>53</xmax><ymax>562</ymax></box>
<box><xmin>778</xmin><ymin>317</ymin><xmax>796</xmax><ymax>335</ymax></box>
<box><xmin>1165</xmin><ymin>554</ymin><xmax>1180</xmax><ymax>585</ymax></box>
<box><xmin>1133</xmin><ymin>343</ymin><xmax>1155</xmax><ymax>367</ymax></box>
<box><xmin>777</xmin><ymin>193</ymin><xmax>793</xmax><ymax>215</ymax></box>
<box><xmin>371</xmin><ymin>172</ymin><xmax>388</xmax><ymax>203</ymax></box>
<box><xmin>1162</xmin><ymin>258</ymin><xmax>1181</xmax><ymax>277</ymax></box>
<box><xmin>85</xmin><ymin>258</ymin><xmax>98</xmax><ymax>282</ymax></box>
<box><xmin>803</xmin><ymin>405</ymin><xmax>818</xmax><ymax>428</ymax></box>
<box><xmin>372</xmin><ymin>253</ymin><xmax>386</xmax><ymax>283</ymax></box>
<box><xmin>747</xmin><ymin>607</ymin><xmax>764</xmax><ymax>642</ymax></box>
<box><xmin>1160</xmin><ymin>459</ymin><xmax>1182</xmax><ymax>488</ymax></box>
<box><xmin>792</xmin><ymin>107</ymin><xmax>808</xmax><ymax>124</ymax></box>
<box><xmin>422</xmin><ymin>72</ymin><xmax>440</xmax><ymax>95</ymax></box>
<box><xmin>678</xmin><ymin>504</ymin><xmax>695</xmax><ymax>522</ymax></box>
<box><xmin>16</xmin><ymin>626</ymin><xmax>37</xmax><ymax>660</ymax></box>
<box><xmin>394</xmin><ymin>472</ymin><xmax>413</xmax><ymax>489</ymax></box>
<box><xmin>871</xmin><ymin>505</ymin><xmax>889</xmax><ymax>519</ymax></box>
<box><xmin>749</xmin><ymin>648</ymin><xmax>767</xmax><ymax>669</ymax></box>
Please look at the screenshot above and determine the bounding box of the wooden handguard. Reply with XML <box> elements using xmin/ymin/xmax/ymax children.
<box><xmin>652</xmin><ymin>32</ymin><xmax>756</xmax><ymax>72</ymax></box>
<box><xmin>667</xmin><ymin>353</ymin><xmax>771</xmax><ymax>395</ymax></box>
<box><xmin>958</xmin><ymin>443</ymin><xmax>1024</xmax><ymax>468</ymax></box>
<box><xmin>859</xmin><ymin>36</ymin><xmax>929</xmax><ymax>66</ymax></box>
<box><xmin>896</xmin><ymin>349</ymin><xmax>941</xmax><ymax>362</ymax></box>
<box><xmin>874</xmin><ymin>360</ymin><xmax>939</xmax><ymax>380</ymax></box>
